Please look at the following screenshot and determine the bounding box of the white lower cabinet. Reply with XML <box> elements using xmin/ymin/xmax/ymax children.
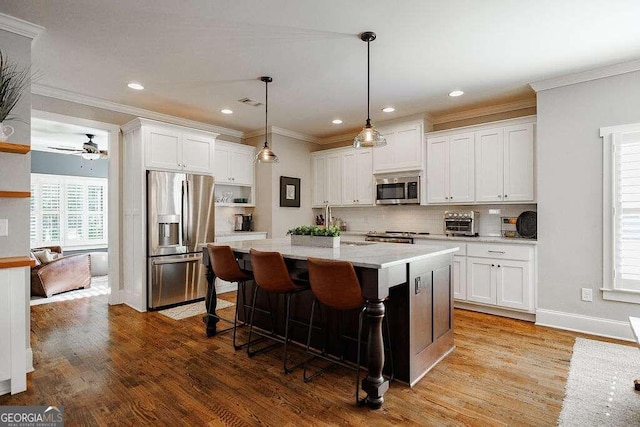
<box><xmin>213</xmin><ymin>233</ymin><xmax>267</xmax><ymax>293</ymax></box>
<box><xmin>466</xmin><ymin>243</ymin><xmax>534</xmax><ymax>312</ymax></box>
<box><xmin>452</xmin><ymin>255</ymin><xmax>466</xmax><ymax>300</ymax></box>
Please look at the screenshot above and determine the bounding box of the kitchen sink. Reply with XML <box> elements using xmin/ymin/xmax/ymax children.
<box><xmin>340</xmin><ymin>241</ymin><xmax>376</xmax><ymax>246</ymax></box>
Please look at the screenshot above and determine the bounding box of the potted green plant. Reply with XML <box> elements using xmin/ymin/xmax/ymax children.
<box><xmin>0</xmin><ymin>50</ymin><xmax>32</xmax><ymax>141</ymax></box>
<box><xmin>287</xmin><ymin>225</ymin><xmax>341</xmax><ymax>248</ymax></box>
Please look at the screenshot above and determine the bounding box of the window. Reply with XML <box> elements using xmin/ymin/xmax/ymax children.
<box><xmin>602</xmin><ymin>123</ymin><xmax>640</xmax><ymax>303</ymax></box>
<box><xmin>30</xmin><ymin>173</ymin><xmax>108</xmax><ymax>249</ymax></box>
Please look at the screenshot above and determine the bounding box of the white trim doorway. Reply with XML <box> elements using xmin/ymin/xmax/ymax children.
<box><xmin>31</xmin><ymin>109</ymin><xmax>121</xmax><ymax>306</ymax></box>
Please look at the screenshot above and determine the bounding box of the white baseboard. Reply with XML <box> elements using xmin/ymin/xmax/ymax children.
<box><xmin>216</xmin><ymin>282</ymin><xmax>238</xmax><ymax>294</ymax></box>
<box><xmin>455</xmin><ymin>301</ymin><xmax>536</xmax><ymax>322</ymax></box>
<box><xmin>0</xmin><ymin>379</ymin><xmax>9</xmax><ymax>396</ymax></box>
<box><xmin>536</xmin><ymin>308</ymin><xmax>634</xmax><ymax>341</ymax></box>
<box><xmin>26</xmin><ymin>348</ymin><xmax>33</xmax><ymax>373</ymax></box>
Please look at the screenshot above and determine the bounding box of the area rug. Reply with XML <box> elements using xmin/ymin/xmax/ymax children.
<box><xmin>30</xmin><ymin>275</ymin><xmax>110</xmax><ymax>306</ymax></box>
<box><xmin>158</xmin><ymin>299</ymin><xmax>234</xmax><ymax>320</ymax></box>
<box><xmin>558</xmin><ymin>337</ymin><xmax>640</xmax><ymax>426</ymax></box>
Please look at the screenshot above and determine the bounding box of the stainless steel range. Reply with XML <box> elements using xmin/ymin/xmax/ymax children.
<box><xmin>365</xmin><ymin>231</ymin><xmax>430</xmax><ymax>244</ymax></box>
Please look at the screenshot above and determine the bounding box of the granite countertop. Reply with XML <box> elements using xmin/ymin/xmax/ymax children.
<box><xmin>341</xmin><ymin>231</ymin><xmax>537</xmax><ymax>245</ymax></box>
<box><xmin>214</xmin><ymin>231</ymin><xmax>268</xmax><ymax>237</ymax></box>
<box><xmin>212</xmin><ymin>237</ymin><xmax>457</xmax><ymax>269</ymax></box>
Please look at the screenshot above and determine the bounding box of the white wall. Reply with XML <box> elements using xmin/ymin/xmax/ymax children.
<box><xmin>0</xmin><ymin>31</ymin><xmax>31</xmax><ymax>258</ymax></box>
<box><xmin>536</xmin><ymin>70</ymin><xmax>640</xmax><ymax>330</ymax></box>
<box><xmin>248</xmin><ymin>133</ymin><xmax>315</xmax><ymax>238</ymax></box>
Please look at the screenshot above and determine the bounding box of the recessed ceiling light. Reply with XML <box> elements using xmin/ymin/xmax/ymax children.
<box><xmin>127</xmin><ymin>82</ymin><xmax>144</xmax><ymax>90</ymax></box>
<box><xmin>449</xmin><ymin>90</ymin><xmax>464</xmax><ymax>97</ymax></box>
<box><xmin>332</xmin><ymin>119</ymin><xmax>343</xmax><ymax>124</ymax></box>
<box><xmin>382</xmin><ymin>107</ymin><xmax>395</xmax><ymax>113</ymax></box>
<box><xmin>221</xmin><ymin>109</ymin><xmax>233</xmax><ymax>115</ymax></box>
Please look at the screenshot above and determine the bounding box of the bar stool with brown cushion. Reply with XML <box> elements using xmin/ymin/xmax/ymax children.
<box><xmin>207</xmin><ymin>244</ymin><xmax>253</xmax><ymax>349</ymax></box>
<box><xmin>304</xmin><ymin>257</ymin><xmax>393</xmax><ymax>405</ymax></box>
<box><xmin>248</xmin><ymin>248</ymin><xmax>309</xmax><ymax>374</ymax></box>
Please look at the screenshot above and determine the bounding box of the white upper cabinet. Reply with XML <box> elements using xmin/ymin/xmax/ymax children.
<box><xmin>426</xmin><ymin>116</ymin><xmax>535</xmax><ymax>205</ymax></box>
<box><xmin>342</xmin><ymin>148</ymin><xmax>373</xmax><ymax>205</ymax></box>
<box><xmin>141</xmin><ymin>120</ymin><xmax>216</xmax><ymax>174</ymax></box>
<box><xmin>312</xmin><ymin>151</ymin><xmax>343</xmax><ymax>207</ymax></box>
<box><xmin>312</xmin><ymin>146</ymin><xmax>373</xmax><ymax>208</ymax></box>
<box><xmin>503</xmin><ymin>124</ymin><xmax>535</xmax><ymax>202</ymax></box>
<box><xmin>214</xmin><ymin>141</ymin><xmax>254</xmax><ymax>185</ymax></box>
<box><xmin>426</xmin><ymin>132</ymin><xmax>475</xmax><ymax>204</ymax></box>
<box><xmin>373</xmin><ymin>120</ymin><xmax>424</xmax><ymax>174</ymax></box>
<box><xmin>476</xmin><ymin>122</ymin><xmax>534</xmax><ymax>202</ymax></box>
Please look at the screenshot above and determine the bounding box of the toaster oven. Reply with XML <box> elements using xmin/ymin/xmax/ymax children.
<box><xmin>444</xmin><ymin>211</ymin><xmax>479</xmax><ymax>236</ymax></box>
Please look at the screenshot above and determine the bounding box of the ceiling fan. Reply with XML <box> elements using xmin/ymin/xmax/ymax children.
<box><xmin>49</xmin><ymin>134</ymin><xmax>108</xmax><ymax>160</ymax></box>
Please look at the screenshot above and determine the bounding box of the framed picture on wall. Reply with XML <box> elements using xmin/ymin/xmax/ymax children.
<box><xmin>279</xmin><ymin>176</ymin><xmax>300</xmax><ymax>208</ymax></box>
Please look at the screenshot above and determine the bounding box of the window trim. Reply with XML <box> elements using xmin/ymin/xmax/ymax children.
<box><xmin>601</xmin><ymin>123</ymin><xmax>640</xmax><ymax>304</ymax></box>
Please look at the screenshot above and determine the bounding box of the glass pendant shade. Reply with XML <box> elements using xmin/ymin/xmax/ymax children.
<box><xmin>354</xmin><ymin>121</ymin><xmax>386</xmax><ymax>148</ymax></box>
<box><xmin>255</xmin><ymin>141</ymin><xmax>279</xmax><ymax>163</ymax></box>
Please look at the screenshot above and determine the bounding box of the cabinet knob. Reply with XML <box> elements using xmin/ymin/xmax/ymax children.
<box><xmin>498</xmin><ymin>195</ymin><xmax>502</xmax><ymax>198</ymax></box>
<box><xmin>497</xmin><ymin>264</ymin><xmax>501</xmax><ymax>268</ymax></box>
<box><xmin>445</xmin><ymin>196</ymin><xmax>449</xmax><ymax>200</ymax></box>
<box><xmin>504</xmin><ymin>194</ymin><xmax>508</xmax><ymax>198</ymax></box>
<box><xmin>491</xmin><ymin>264</ymin><xmax>495</xmax><ymax>267</ymax></box>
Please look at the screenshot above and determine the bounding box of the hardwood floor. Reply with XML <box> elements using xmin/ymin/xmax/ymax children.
<box><xmin>1</xmin><ymin>294</ymin><xmax>632</xmax><ymax>426</ymax></box>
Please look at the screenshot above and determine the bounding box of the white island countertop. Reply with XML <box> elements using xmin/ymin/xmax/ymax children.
<box><xmin>210</xmin><ymin>237</ymin><xmax>458</xmax><ymax>269</ymax></box>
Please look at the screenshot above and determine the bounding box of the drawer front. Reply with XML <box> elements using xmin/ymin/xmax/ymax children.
<box><xmin>467</xmin><ymin>243</ymin><xmax>532</xmax><ymax>261</ymax></box>
<box><xmin>415</xmin><ymin>239</ymin><xmax>466</xmax><ymax>256</ymax></box>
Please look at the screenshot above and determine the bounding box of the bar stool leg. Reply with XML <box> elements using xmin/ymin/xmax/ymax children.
<box><xmin>283</xmin><ymin>293</ymin><xmax>293</xmax><ymax>374</ymax></box>
<box><xmin>303</xmin><ymin>299</ymin><xmax>318</xmax><ymax>382</ymax></box>
<box><xmin>233</xmin><ymin>280</ymin><xmax>248</xmax><ymax>350</ymax></box>
<box><xmin>246</xmin><ymin>285</ymin><xmax>260</xmax><ymax>357</ymax></box>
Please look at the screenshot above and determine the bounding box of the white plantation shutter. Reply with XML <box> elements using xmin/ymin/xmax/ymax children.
<box><xmin>614</xmin><ymin>133</ymin><xmax>640</xmax><ymax>291</ymax></box>
<box><xmin>30</xmin><ymin>174</ymin><xmax>107</xmax><ymax>248</ymax></box>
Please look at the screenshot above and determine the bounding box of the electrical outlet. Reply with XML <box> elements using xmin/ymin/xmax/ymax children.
<box><xmin>0</xmin><ymin>219</ymin><xmax>7</xmax><ymax>236</ymax></box>
<box><xmin>488</xmin><ymin>209</ymin><xmax>501</xmax><ymax>215</ymax></box>
<box><xmin>581</xmin><ymin>288</ymin><xmax>593</xmax><ymax>302</ymax></box>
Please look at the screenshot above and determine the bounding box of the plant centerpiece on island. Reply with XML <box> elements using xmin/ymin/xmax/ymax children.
<box><xmin>287</xmin><ymin>225</ymin><xmax>340</xmax><ymax>248</ymax></box>
<box><xmin>0</xmin><ymin>50</ymin><xmax>32</xmax><ymax>142</ymax></box>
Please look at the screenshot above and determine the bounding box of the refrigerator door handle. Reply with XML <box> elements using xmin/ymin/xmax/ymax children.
<box><xmin>181</xmin><ymin>180</ymin><xmax>188</xmax><ymax>246</ymax></box>
<box><xmin>185</xmin><ymin>179</ymin><xmax>191</xmax><ymax>244</ymax></box>
<box><xmin>151</xmin><ymin>254</ymin><xmax>202</xmax><ymax>266</ymax></box>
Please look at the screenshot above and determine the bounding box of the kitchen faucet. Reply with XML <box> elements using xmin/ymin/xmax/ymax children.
<box><xmin>324</xmin><ymin>202</ymin><xmax>332</xmax><ymax>228</ymax></box>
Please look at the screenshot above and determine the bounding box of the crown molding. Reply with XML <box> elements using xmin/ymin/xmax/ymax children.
<box><xmin>530</xmin><ymin>59</ymin><xmax>640</xmax><ymax>92</ymax></box>
<box><xmin>32</xmin><ymin>83</ymin><xmax>244</xmax><ymax>138</ymax></box>
<box><xmin>431</xmin><ymin>99</ymin><xmax>536</xmax><ymax>124</ymax></box>
<box><xmin>244</xmin><ymin>126</ymin><xmax>321</xmax><ymax>144</ymax></box>
<box><xmin>320</xmin><ymin>132</ymin><xmax>356</xmax><ymax>145</ymax></box>
<box><xmin>0</xmin><ymin>13</ymin><xmax>44</xmax><ymax>42</ymax></box>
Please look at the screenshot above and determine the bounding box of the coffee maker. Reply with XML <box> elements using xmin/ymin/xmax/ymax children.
<box><xmin>234</xmin><ymin>214</ymin><xmax>253</xmax><ymax>231</ymax></box>
<box><xmin>241</xmin><ymin>214</ymin><xmax>252</xmax><ymax>231</ymax></box>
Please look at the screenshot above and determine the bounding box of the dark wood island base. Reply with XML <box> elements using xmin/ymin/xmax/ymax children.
<box><xmin>202</xmin><ymin>240</ymin><xmax>456</xmax><ymax>409</ymax></box>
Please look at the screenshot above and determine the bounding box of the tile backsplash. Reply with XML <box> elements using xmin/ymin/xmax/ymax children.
<box><xmin>317</xmin><ymin>204</ymin><xmax>536</xmax><ymax>236</ymax></box>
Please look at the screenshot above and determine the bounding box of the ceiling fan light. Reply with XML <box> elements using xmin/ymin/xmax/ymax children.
<box><xmin>81</xmin><ymin>152</ymin><xmax>101</xmax><ymax>160</ymax></box>
<box><xmin>353</xmin><ymin>123</ymin><xmax>386</xmax><ymax>148</ymax></box>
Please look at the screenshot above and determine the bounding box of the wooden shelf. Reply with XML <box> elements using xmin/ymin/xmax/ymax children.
<box><xmin>0</xmin><ymin>191</ymin><xmax>31</xmax><ymax>198</ymax></box>
<box><xmin>0</xmin><ymin>142</ymin><xmax>30</xmax><ymax>155</ymax></box>
<box><xmin>0</xmin><ymin>256</ymin><xmax>35</xmax><ymax>269</ymax></box>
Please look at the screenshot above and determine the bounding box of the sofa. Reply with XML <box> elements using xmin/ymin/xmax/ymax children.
<box><xmin>30</xmin><ymin>246</ymin><xmax>92</xmax><ymax>297</ymax></box>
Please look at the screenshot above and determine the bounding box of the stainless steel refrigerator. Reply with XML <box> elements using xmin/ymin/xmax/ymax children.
<box><xmin>147</xmin><ymin>170</ymin><xmax>215</xmax><ymax>310</ymax></box>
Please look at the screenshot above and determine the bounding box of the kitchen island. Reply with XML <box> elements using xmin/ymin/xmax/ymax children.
<box><xmin>202</xmin><ymin>238</ymin><xmax>458</xmax><ymax>409</ymax></box>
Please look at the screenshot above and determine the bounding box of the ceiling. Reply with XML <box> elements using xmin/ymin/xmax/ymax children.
<box><xmin>3</xmin><ymin>0</ymin><xmax>640</xmax><ymax>139</ymax></box>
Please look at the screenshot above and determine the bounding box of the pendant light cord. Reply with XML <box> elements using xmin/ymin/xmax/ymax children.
<box><xmin>366</xmin><ymin>38</ymin><xmax>371</xmax><ymax>125</ymax></box>
<box><xmin>264</xmin><ymin>79</ymin><xmax>269</xmax><ymax>148</ymax></box>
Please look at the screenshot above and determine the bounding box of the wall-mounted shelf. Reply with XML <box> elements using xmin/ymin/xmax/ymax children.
<box><xmin>0</xmin><ymin>191</ymin><xmax>31</xmax><ymax>198</ymax></box>
<box><xmin>0</xmin><ymin>256</ymin><xmax>35</xmax><ymax>269</ymax></box>
<box><xmin>0</xmin><ymin>142</ymin><xmax>30</xmax><ymax>155</ymax></box>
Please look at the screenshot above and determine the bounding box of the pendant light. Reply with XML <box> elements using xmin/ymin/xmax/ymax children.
<box><xmin>353</xmin><ymin>31</ymin><xmax>386</xmax><ymax>148</ymax></box>
<box><xmin>255</xmin><ymin>76</ymin><xmax>279</xmax><ymax>163</ymax></box>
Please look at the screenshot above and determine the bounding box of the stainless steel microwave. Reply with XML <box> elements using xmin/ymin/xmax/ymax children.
<box><xmin>375</xmin><ymin>175</ymin><xmax>420</xmax><ymax>205</ymax></box>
